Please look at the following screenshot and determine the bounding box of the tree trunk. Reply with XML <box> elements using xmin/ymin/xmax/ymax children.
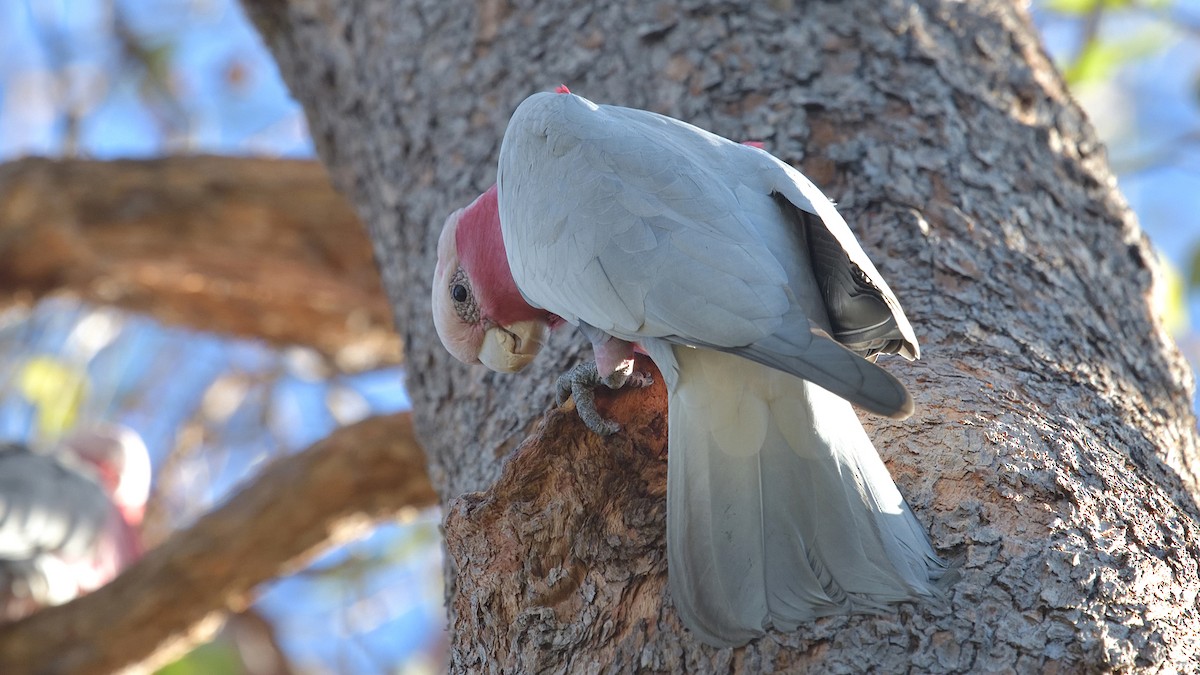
<box><xmin>242</xmin><ymin>0</ymin><xmax>1200</xmax><ymax>670</ymax></box>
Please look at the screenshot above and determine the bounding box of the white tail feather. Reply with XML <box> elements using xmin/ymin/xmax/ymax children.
<box><xmin>665</xmin><ymin>347</ymin><xmax>944</xmax><ymax>647</ymax></box>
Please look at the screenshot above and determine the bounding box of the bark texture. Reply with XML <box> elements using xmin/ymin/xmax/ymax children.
<box><xmin>242</xmin><ymin>0</ymin><xmax>1200</xmax><ymax>670</ymax></box>
<box><xmin>0</xmin><ymin>413</ymin><xmax>435</xmax><ymax>675</ymax></box>
<box><xmin>0</xmin><ymin>156</ymin><xmax>398</xmax><ymax>371</ymax></box>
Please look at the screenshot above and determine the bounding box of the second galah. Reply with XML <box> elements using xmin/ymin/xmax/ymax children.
<box><xmin>432</xmin><ymin>90</ymin><xmax>945</xmax><ymax>647</ymax></box>
<box><xmin>0</xmin><ymin>425</ymin><xmax>150</xmax><ymax>621</ymax></box>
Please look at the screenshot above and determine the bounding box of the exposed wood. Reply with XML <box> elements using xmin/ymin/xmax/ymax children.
<box><xmin>0</xmin><ymin>412</ymin><xmax>436</xmax><ymax>675</ymax></box>
<box><xmin>443</xmin><ymin>355</ymin><xmax>673</xmax><ymax>672</ymax></box>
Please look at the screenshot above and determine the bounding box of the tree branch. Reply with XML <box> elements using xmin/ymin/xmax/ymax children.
<box><xmin>0</xmin><ymin>412</ymin><xmax>437</xmax><ymax>675</ymax></box>
<box><xmin>0</xmin><ymin>156</ymin><xmax>399</xmax><ymax>371</ymax></box>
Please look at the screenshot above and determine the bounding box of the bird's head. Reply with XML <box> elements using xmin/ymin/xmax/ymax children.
<box><xmin>432</xmin><ymin>185</ymin><xmax>551</xmax><ymax>373</ymax></box>
<box><xmin>61</xmin><ymin>424</ymin><xmax>151</xmax><ymax>526</ymax></box>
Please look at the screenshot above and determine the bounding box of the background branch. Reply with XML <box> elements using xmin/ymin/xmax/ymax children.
<box><xmin>0</xmin><ymin>156</ymin><xmax>398</xmax><ymax>372</ymax></box>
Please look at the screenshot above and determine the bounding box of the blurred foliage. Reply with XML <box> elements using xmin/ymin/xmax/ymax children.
<box><xmin>1159</xmin><ymin>252</ymin><xmax>1190</xmax><ymax>336</ymax></box>
<box><xmin>2</xmin><ymin>1</ymin><xmax>430</xmax><ymax>671</ymax></box>
<box><xmin>1044</xmin><ymin>0</ymin><xmax>1168</xmax><ymax>13</ymax></box>
<box><xmin>1046</xmin><ymin>0</ymin><xmax>1177</xmax><ymax>86</ymax></box>
<box><xmin>2</xmin><ymin>0</ymin><xmax>310</xmax><ymax>158</ymax></box>
<box><xmin>155</xmin><ymin>642</ymin><xmax>243</xmax><ymax>675</ymax></box>
<box><xmin>1063</xmin><ymin>29</ymin><xmax>1171</xmax><ymax>84</ymax></box>
<box><xmin>1152</xmin><ymin>243</ymin><xmax>1192</xmax><ymax>341</ymax></box>
<box><xmin>1036</xmin><ymin>0</ymin><xmax>1200</xmax><ymax>370</ymax></box>
<box><xmin>16</xmin><ymin>356</ymin><xmax>88</xmax><ymax>439</ymax></box>
<box><xmin>1191</xmin><ymin>243</ymin><xmax>1200</xmax><ymax>290</ymax></box>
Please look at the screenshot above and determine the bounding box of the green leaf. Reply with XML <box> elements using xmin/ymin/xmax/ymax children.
<box><xmin>1155</xmin><ymin>248</ymin><xmax>1189</xmax><ymax>337</ymax></box>
<box><xmin>1063</xmin><ymin>28</ymin><xmax>1171</xmax><ymax>85</ymax></box>
<box><xmin>1190</xmin><ymin>242</ymin><xmax>1200</xmax><ymax>290</ymax></box>
<box><xmin>17</xmin><ymin>356</ymin><xmax>88</xmax><ymax>439</ymax></box>
<box><xmin>155</xmin><ymin>642</ymin><xmax>243</xmax><ymax>675</ymax></box>
<box><xmin>1043</xmin><ymin>0</ymin><xmax>1133</xmax><ymax>15</ymax></box>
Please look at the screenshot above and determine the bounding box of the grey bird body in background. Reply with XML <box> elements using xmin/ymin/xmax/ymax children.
<box><xmin>0</xmin><ymin>428</ymin><xmax>147</xmax><ymax>621</ymax></box>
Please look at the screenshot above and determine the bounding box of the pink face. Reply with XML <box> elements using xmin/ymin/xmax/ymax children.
<box><xmin>432</xmin><ymin>204</ymin><xmax>487</xmax><ymax>365</ymax></box>
<box><xmin>431</xmin><ymin>187</ymin><xmax>550</xmax><ymax>373</ymax></box>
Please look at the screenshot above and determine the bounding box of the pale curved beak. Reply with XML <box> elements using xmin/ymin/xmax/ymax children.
<box><xmin>478</xmin><ymin>321</ymin><xmax>547</xmax><ymax>373</ymax></box>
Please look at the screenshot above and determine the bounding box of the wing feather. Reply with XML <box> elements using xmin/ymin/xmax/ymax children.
<box><xmin>0</xmin><ymin>444</ymin><xmax>110</xmax><ymax>559</ymax></box>
<box><xmin>754</xmin><ymin>149</ymin><xmax>920</xmax><ymax>359</ymax></box>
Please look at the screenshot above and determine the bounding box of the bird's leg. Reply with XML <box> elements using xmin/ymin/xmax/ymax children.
<box><xmin>555</xmin><ymin>325</ymin><xmax>653</xmax><ymax>435</ymax></box>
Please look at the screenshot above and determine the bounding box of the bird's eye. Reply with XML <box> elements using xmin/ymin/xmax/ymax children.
<box><xmin>448</xmin><ymin>269</ymin><xmax>479</xmax><ymax>323</ymax></box>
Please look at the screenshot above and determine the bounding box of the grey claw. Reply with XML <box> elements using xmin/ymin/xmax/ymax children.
<box><xmin>599</xmin><ymin>367</ymin><xmax>629</xmax><ymax>390</ymax></box>
<box><xmin>555</xmin><ymin>361</ymin><xmax>649</xmax><ymax>436</ymax></box>
<box><xmin>555</xmin><ymin>376</ymin><xmax>572</xmax><ymax>407</ymax></box>
<box><xmin>626</xmin><ymin>371</ymin><xmax>654</xmax><ymax>389</ymax></box>
<box><xmin>556</xmin><ymin>361</ymin><xmax>597</xmax><ymax>406</ymax></box>
<box><xmin>571</xmin><ymin>379</ymin><xmax>621</xmax><ymax>436</ymax></box>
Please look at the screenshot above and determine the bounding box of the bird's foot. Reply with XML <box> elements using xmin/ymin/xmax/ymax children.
<box><xmin>555</xmin><ymin>359</ymin><xmax>654</xmax><ymax>436</ymax></box>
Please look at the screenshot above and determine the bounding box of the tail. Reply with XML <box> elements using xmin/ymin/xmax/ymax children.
<box><xmin>665</xmin><ymin>347</ymin><xmax>945</xmax><ymax>647</ymax></box>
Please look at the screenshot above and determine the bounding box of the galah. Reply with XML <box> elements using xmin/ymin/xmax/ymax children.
<box><xmin>0</xmin><ymin>425</ymin><xmax>150</xmax><ymax>621</ymax></box>
<box><xmin>432</xmin><ymin>90</ymin><xmax>945</xmax><ymax>646</ymax></box>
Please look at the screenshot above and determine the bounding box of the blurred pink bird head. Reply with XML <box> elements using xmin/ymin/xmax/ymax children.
<box><xmin>61</xmin><ymin>424</ymin><xmax>151</xmax><ymax>526</ymax></box>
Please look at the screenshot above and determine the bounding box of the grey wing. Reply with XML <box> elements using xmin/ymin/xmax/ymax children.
<box><xmin>498</xmin><ymin>92</ymin><xmax>913</xmax><ymax>418</ymax></box>
<box><xmin>0</xmin><ymin>444</ymin><xmax>110</xmax><ymax>561</ymax></box>
<box><xmin>755</xmin><ymin>149</ymin><xmax>920</xmax><ymax>360</ymax></box>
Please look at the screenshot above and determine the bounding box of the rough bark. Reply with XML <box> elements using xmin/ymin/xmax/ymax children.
<box><xmin>0</xmin><ymin>412</ymin><xmax>436</xmax><ymax>675</ymax></box>
<box><xmin>241</xmin><ymin>0</ymin><xmax>1200</xmax><ymax>671</ymax></box>
<box><xmin>0</xmin><ymin>156</ymin><xmax>399</xmax><ymax>371</ymax></box>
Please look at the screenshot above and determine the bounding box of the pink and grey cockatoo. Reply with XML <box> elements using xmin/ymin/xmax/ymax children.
<box><xmin>0</xmin><ymin>425</ymin><xmax>150</xmax><ymax>621</ymax></box>
<box><xmin>432</xmin><ymin>90</ymin><xmax>945</xmax><ymax>646</ymax></box>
